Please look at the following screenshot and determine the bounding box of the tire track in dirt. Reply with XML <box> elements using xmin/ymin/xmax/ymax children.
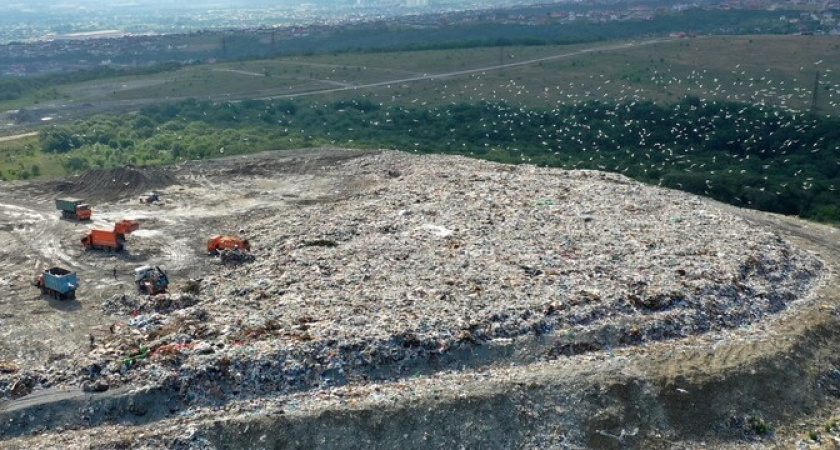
<box><xmin>0</xmin><ymin>203</ymin><xmax>81</xmax><ymax>271</ymax></box>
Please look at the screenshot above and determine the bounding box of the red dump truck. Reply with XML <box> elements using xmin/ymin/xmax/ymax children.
<box><xmin>81</xmin><ymin>220</ymin><xmax>139</xmax><ymax>252</ymax></box>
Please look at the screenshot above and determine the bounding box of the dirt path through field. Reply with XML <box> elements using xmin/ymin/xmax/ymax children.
<box><xmin>0</xmin><ymin>132</ymin><xmax>37</xmax><ymax>142</ymax></box>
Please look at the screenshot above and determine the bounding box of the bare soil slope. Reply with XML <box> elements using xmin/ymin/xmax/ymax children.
<box><xmin>47</xmin><ymin>166</ymin><xmax>177</xmax><ymax>203</ymax></box>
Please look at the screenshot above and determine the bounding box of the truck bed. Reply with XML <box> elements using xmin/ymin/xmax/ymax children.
<box><xmin>42</xmin><ymin>267</ymin><xmax>78</xmax><ymax>295</ymax></box>
<box><xmin>55</xmin><ymin>198</ymin><xmax>83</xmax><ymax>212</ymax></box>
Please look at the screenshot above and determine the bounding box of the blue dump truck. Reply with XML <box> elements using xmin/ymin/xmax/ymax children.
<box><xmin>33</xmin><ymin>267</ymin><xmax>78</xmax><ymax>300</ymax></box>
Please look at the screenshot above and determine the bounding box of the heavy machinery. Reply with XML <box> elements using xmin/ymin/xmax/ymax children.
<box><xmin>55</xmin><ymin>198</ymin><xmax>92</xmax><ymax>221</ymax></box>
<box><xmin>139</xmin><ymin>192</ymin><xmax>164</xmax><ymax>205</ymax></box>
<box><xmin>32</xmin><ymin>267</ymin><xmax>78</xmax><ymax>300</ymax></box>
<box><xmin>207</xmin><ymin>235</ymin><xmax>253</xmax><ymax>264</ymax></box>
<box><xmin>134</xmin><ymin>265</ymin><xmax>168</xmax><ymax>295</ymax></box>
<box><xmin>81</xmin><ymin>220</ymin><xmax>140</xmax><ymax>252</ymax></box>
<box><xmin>206</xmin><ymin>235</ymin><xmax>251</xmax><ymax>255</ymax></box>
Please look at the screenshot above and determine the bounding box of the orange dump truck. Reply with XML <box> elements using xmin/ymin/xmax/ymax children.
<box><xmin>81</xmin><ymin>220</ymin><xmax>140</xmax><ymax>252</ymax></box>
<box><xmin>207</xmin><ymin>235</ymin><xmax>251</xmax><ymax>255</ymax></box>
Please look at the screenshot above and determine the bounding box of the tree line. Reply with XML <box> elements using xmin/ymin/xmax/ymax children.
<box><xmin>36</xmin><ymin>96</ymin><xmax>840</xmax><ymax>222</ymax></box>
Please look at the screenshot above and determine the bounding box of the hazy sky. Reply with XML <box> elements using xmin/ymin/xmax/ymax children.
<box><xmin>0</xmin><ymin>0</ymin><xmax>492</xmax><ymax>41</ymax></box>
<box><xmin>3</xmin><ymin>0</ymin><xmax>299</xmax><ymax>10</ymax></box>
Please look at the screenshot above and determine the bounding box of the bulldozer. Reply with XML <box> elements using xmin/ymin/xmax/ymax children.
<box><xmin>134</xmin><ymin>265</ymin><xmax>168</xmax><ymax>295</ymax></box>
<box><xmin>206</xmin><ymin>235</ymin><xmax>251</xmax><ymax>255</ymax></box>
<box><xmin>207</xmin><ymin>235</ymin><xmax>253</xmax><ymax>264</ymax></box>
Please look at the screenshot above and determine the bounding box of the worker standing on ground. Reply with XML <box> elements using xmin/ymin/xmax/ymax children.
<box><xmin>113</xmin><ymin>267</ymin><xmax>117</xmax><ymax>280</ymax></box>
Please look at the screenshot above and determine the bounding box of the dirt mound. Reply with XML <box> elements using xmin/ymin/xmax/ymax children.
<box><xmin>51</xmin><ymin>166</ymin><xmax>176</xmax><ymax>203</ymax></box>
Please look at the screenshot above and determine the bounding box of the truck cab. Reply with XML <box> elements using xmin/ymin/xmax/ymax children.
<box><xmin>73</xmin><ymin>203</ymin><xmax>92</xmax><ymax>220</ymax></box>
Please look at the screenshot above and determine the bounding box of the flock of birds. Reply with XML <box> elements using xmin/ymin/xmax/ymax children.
<box><xmin>143</xmin><ymin>43</ymin><xmax>840</xmax><ymax>211</ymax></box>
<box><xmin>289</xmin><ymin>53</ymin><xmax>840</xmax><ymax>205</ymax></box>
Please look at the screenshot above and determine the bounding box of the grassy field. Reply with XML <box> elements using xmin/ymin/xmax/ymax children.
<box><xmin>319</xmin><ymin>35</ymin><xmax>840</xmax><ymax>113</ymax></box>
<box><xmin>28</xmin><ymin>35</ymin><xmax>835</xmax><ymax>116</ymax></box>
<box><xmin>0</xmin><ymin>134</ymin><xmax>64</xmax><ymax>181</ymax></box>
<box><xmin>1</xmin><ymin>35</ymin><xmax>838</xmax><ymax>117</ymax></box>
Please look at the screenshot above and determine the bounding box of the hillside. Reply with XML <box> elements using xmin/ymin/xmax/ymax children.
<box><xmin>0</xmin><ymin>149</ymin><xmax>837</xmax><ymax>448</ymax></box>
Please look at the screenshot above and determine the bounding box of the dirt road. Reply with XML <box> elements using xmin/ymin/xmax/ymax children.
<box><xmin>0</xmin><ymin>132</ymin><xmax>37</xmax><ymax>142</ymax></box>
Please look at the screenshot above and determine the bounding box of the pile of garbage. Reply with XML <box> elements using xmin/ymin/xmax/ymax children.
<box><xmin>101</xmin><ymin>292</ymin><xmax>200</xmax><ymax>316</ymax></box>
<box><xmin>0</xmin><ymin>152</ymin><xmax>825</xmax><ymax>403</ymax></box>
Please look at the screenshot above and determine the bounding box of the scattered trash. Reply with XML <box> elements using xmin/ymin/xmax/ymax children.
<box><xmin>0</xmin><ymin>360</ymin><xmax>19</xmax><ymax>373</ymax></box>
<box><xmin>0</xmin><ymin>152</ymin><xmax>825</xmax><ymax>426</ymax></box>
<box><xmin>420</xmin><ymin>224</ymin><xmax>453</xmax><ymax>237</ymax></box>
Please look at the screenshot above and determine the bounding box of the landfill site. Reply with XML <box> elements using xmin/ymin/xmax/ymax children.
<box><xmin>1</xmin><ymin>148</ymin><xmax>840</xmax><ymax>449</ymax></box>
